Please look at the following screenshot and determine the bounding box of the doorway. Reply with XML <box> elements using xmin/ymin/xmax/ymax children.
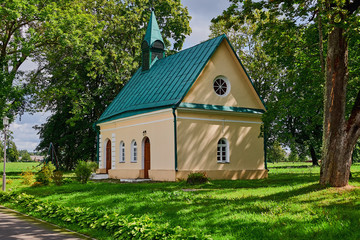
<box><xmin>143</xmin><ymin>137</ymin><xmax>150</xmax><ymax>179</ymax></box>
<box><xmin>106</xmin><ymin>139</ymin><xmax>111</xmax><ymax>173</ymax></box>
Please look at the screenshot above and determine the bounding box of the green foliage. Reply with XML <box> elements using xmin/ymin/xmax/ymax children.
<box><xmin>53</xmin><ymin>171</ymin><xmax>64</xmax><ymax>186</ymax></box>
<box><xmin>74</xmin><ymin>161</ymin><xmax>97</xmax><ymax>184</ymax></box>
<box><xmin>353</xmin><ymin>141</ymin><xmax>360</xmax><ymax>163</ymax></box>
<box><xmin>35</xmin><ymin>163</ymin><xmax>55</xmax><ymax>185</ymax></box>
<box><xmin>212</xmin><ymin>1</ymin><xmax>360</xmax><ymax>165</ymax></box>
<box><xmin>267</xmin><ymin>141</ymin><xmax>286</xmax><ymax>163</ymax></box>
<box><xmin>186</xmin><ymin>172</ymin><xmax>209</xmax><ymax>185</ymax></box>
<box><xmin>62</xmin><ymin>178</ymin><xmax>75</xmax><ymax>184</ymax></box>
<box><xmin>20</xmin><ymin>168</ymin><xmax>35</xmax><ymax>185</ymax></box>
<box><xmin>32</xmin><ymin>0</ymin><xmax>191</xmax><ymax>170</ymax></box>
<box><xmin>6</xmin><ymin>162</ymin><xmax>360</xmax><ymax>239</ymax></box>
<box><xmin>6</xmin><ymin>141</ymin><xmax>19</xmax><ymax>162</ymax></box>
<box><xmin>0</xmin><ymin>0</ymin><xmax>94</xmax><ymax>120</ymax></box>
<box><xmin>287</xmin><ymin>151</ymin><xmax>301</xmax><ymax>162</ymax></box>
<box><xmin>19</xmin><ymin>150</ymin><xmax>32</xmax><ymax>162</ymax></box>
<box><xmin>0</xmin><ymin>192</ymin><xmax>209</xmax><ymax>240</ymax></box>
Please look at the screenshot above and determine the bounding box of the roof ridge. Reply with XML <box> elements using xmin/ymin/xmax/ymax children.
<box><xmin>142</xmin><ymin>34</ymin><xmax>225</xmax><ymax>66</ymax></box>
<box><xmin>98</xmin><ymin>34</ymin><xmax>227</xmax><ymax>123</ymax></box>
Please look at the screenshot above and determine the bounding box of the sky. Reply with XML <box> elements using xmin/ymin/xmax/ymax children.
<box><xmin>9</xmin><ymin>0</ymin><xmax>231</xmax><ymax>152</ymax></box>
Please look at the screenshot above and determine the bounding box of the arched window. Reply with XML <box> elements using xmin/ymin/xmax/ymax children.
<box><xmin>217</xmin><ymin>138</ymin><xmax>229</xmax><ymax>163</ymax></box>
<box><xmin>131</xmin><ymin>140</ymin><xmax>137</xmax><ymax>162</ymax></box>
<box><xmin>119</xmin><ymin>141</ymin><xmax>125</xmax><ymax>162</ymax></box>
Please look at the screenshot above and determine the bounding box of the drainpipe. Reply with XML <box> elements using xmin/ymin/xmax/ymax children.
<box><xmin>172</xmin><ymin>108</ymin><xmax>178</xmax><ymax>171</ymax></box>
<box><xmin>264</xmin><ymin>130</ymin><xmax>268</xmax><ymax>170</ymax></box>
<box><xmin>93</xmin><ymin>123</ymin><xmax>100</xmax><ymax>164</ymax></box>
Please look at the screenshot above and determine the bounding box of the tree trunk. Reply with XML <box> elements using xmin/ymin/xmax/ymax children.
<box><xmin>320</xmin><ymin>26</ymin><xmax>351</xmax><ymax>187</ymax></box>
<box><xmin>309</xmin><ymin>145</ymin><xmax>318</xmax><ymax>166</ymax></box>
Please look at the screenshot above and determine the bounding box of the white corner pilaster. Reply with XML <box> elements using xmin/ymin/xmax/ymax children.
<box><xmin>111</xmin><ymin>133</ymin><xmax>116</xmax><ymax>169</ymax></box>
<box><xmin>98</xmin><ymin>134</ymin><xmax>102</xmax><ymax>168</ymax></box>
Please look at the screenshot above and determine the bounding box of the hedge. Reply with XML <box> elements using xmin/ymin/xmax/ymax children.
<box><xmin>0</xmin><ymin>192</ymin><xmax>210</xmax><ymax>240</ymax></box>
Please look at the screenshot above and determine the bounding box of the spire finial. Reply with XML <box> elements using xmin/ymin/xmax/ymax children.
<box><xmin>149</xmin><ymin>0</ymin><xmax>154</xmax><ymax>12</ymax></box>
<box><xmin>141</xmin><ymin>9</ymin><xmax>165</xmax><ymax>71</ymax></box>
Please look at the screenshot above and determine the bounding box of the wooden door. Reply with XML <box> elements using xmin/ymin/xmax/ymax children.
<box><xmin>144</xmin><ymin>138</ymin><xmax>150</xmax><ymax>179</ymax></box>
<box><xmin>106</xmin><ymin>140</ymin><xmax>111</xmax><ymax>173</ymax></box>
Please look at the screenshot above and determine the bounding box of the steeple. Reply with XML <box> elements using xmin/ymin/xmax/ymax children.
<box><xmin>141</xmin><ymin>11</ymin><xmax>165</xmax><ymax>71</ymax></box>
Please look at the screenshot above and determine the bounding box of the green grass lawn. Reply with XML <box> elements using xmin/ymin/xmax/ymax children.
<box><xmin>0</xmin><ymin>162</ymin><xmax>39</xmax><ymax>189</ymax></box>
<box><xmin>1</xmin><ymin>162</ymin><xmax>360</xmax><ymax>239</ymax></box>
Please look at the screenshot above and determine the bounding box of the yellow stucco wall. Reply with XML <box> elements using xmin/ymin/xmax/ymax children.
<box><xmin>176</xmin><ymin>110</ymin><xmax>265</xmax><ymax>174</ymax></box>
<box><xmin>96</xmin><ymin>37</ymin><xmax>268</xmax><ymax>181</ymax></box>
<box><xmin>175</xmin><ymin>38</ymin><xmax>267</xmax><ymax>180</ymax></box>
<box><xmin>182</xmin><ymin>40</ymin><xmax>265</xmax><ymax>110</ymax></box>
<box><xmin>98</xmin><ymin>109</ymin><xmax>175</xmax><ymax>179</ymax></box>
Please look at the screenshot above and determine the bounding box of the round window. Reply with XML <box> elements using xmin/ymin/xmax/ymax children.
<box><xmin>213</xmin><ymin>77</ymin><xmax>230</xmax><ymax>96</ymax></box>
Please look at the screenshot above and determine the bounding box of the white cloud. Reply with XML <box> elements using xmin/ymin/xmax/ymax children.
<box><xmin>182</xmin><ymin>0</ymin><xmax>230</xmax><ymax>48</ymax></box>
<box><xmin>10</xmin><ymin>112</ymin><xmax>50</xmax><ymax>152</ymax></box>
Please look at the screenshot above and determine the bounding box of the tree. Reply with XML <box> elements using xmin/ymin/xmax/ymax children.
<box><xmin>211</xmin><ymin>10</ymin><xmax>323</xmax><ymax>166</ymax></box>
<box><xmin>32</xmin><ymin>0</ymin><xmax>191</xmax><ymax>169</ymax></box>
<box><xmin>319</xmin><ymin>1</ymin><xmax>360</xmax><ymax>186</ymax></box>
<box><xmin>217</xmin><ymin>0</ymin><xmax>360</xmax><ymax>187</ymax></box>
<box><xmin>18</xmin><ymin>149</ymin><xmax>31</xmax><ymax>161</ymax></box>
<box><xmin>6</xmin><ymin>141</ymin><xmax>19</xmax><ymax>162</ymax></box>
<box><xmin>267</xmin><ymin>141</ymin><xmax>287</xmax><ymax>163</ymax></box>
<box><xmin>0</xmin><ymin>0</ymin><xmax>98</xmax><ymax>124</ymax></box>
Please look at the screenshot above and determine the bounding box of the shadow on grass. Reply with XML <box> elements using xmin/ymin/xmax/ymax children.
<box><xmin>269</xmin><ymin>165</ymin><xmax>319</xmax><ymax>169</ymax></box>
<box><xmin>18</xmin><ymin>170</ymin><xmax>360</xmax><ymax>240</ymax></box>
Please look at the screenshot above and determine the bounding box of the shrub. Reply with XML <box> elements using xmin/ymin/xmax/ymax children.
<box><xmin>31</xmin><ymin>181</ymin><xmax>43</xmax><ymax>187</ymax></box>
<box><xmin>20</xmin><ymin>168</ymin><xmax>35</xmax><ymax>185</ymax></box>
<box><xmin>53</xmin><ymin>171</ymin><xmax>63</xmax><ymax>186</ymax></box>
<box><xmin>6</xmin><ymin>179</ymin><xmax>13</xmax><ymax>185</ymax></box>
<box><xmin>62</xmin><ymin>178</ymin><xmax>75</xmax><ymax>184</ymax></box>
<box><xmin>35</xmin><ymin>162</ymin><xmax>55</xmax><ymax>185</ymax></box>
<box><xmin>187</xmin><ymin>172</ymin><xmax>209</xmax><ymax>184</ymax></box>
<box><xmin>74</xmin><ymin>161</ymin><xmax>97</xmax><ymax>184</ymax></box>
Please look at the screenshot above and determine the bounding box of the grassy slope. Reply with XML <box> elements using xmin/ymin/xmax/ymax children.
<box><xmin>1</xmin><ymin>162</ymin><xmax>360</xmax><ymax>240</ymax></box>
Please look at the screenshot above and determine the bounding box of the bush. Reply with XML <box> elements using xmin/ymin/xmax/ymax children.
<box><xmin>53</xmin><ymin>171</ymin><xmax>63</xmax><ymax>186</ymax></box>
<box><xmin>74</xmin><ymin>161</ymin><xmax>97</xmax><ymax>184</ymax></box>
<box><xmin>62</xmin><ymin>178</ymin><xmax>75</xmax><ymax>184</ymax></box>
<box><xmin>35</xmin><ymin>162</ymin><xmax>55</xmax><ymax>185</ymax></box>
<box><xmin>187</xmin><ymin>172</ymin><xmax>209</xmax><ymax>185</ymax></box>
<box><xmin>20</xmin><ymin>168</ymin><xmax>35</xmax><ymax>185</ymax></box>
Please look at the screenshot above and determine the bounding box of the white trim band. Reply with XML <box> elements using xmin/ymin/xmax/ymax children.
<box><xmin>177</xmin><ymin>116</ymin><xmax>262</xmax><ymax>124</ymax></box>
<box><xmin>101</xmin><ymin>118</ymin><xmax>173</xmax><ymax>132</ymax></box>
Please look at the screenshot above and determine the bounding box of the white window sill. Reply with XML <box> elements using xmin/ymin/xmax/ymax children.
<box><xmin>217</xmin><ymin>161</ymin><xmax>230</xmax><ymax>164</ymax></box>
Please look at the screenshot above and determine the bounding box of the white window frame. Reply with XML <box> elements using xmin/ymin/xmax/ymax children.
<box><xmin>119</xmin><ymin>141</ymin><xmax>125</xmax><ymax>163</ymax></box>
<box><xmin>131</xmin><ymin>140</ymin><xmax>137</xmax><ymax>163</ymax></box>
<box><xmin>217</xmin><ymin>138</ymin><xmax>229</xmax><ymax>163</ymax></box>
<box><xmin>213</xmin><ymin>76</ymin><xmax>230</xmax><ymax>97</ymax></box>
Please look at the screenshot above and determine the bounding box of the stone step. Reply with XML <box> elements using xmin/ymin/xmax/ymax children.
<box><xmin>90</xmin><ymin>174</ymin><xmax>109</xmax><ymax>180</ymax></box>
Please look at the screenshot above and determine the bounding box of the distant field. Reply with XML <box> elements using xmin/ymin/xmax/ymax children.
<box><xmin>1</xmin><ymin>161</ymin><xmax>360</xmax><ymax>240</ymax></box>
<box><xmin>0</xmin><ymin>162</ymin><xmax>39</xmax><ymax>174</ymax></box>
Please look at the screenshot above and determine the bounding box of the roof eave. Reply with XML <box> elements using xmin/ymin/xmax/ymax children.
<box><xmin>178</xmin><ymin>102</ymin><xmax>265</xmax><ymax>115</ymax></box>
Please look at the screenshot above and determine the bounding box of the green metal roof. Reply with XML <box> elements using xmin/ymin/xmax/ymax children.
<box><xmin>178</xmin><ymin>103</ymin><xmax>265</xmax><ymax>114</ymax></box>
<box><xmin>144</xmin><ymin>11</ymin><xmax>164</xmax><ymax>47</ymax></box>
<box><xmin>98</xmin><ymin>35</ymin><xmax>226</xmax><ymax>124</ymax></box>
